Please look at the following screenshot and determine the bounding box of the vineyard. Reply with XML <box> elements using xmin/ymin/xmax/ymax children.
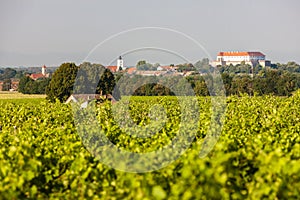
<box><xmin>0</xmin><ymin>92</ymin><xmax>300</xmax><ymax>199</ymax></box>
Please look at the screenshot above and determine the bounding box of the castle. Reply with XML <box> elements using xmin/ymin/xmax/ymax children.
<box><xmin>213</xmin><ymin>51</ymin><xmax>271</xmax><ymax>67</ymax></box>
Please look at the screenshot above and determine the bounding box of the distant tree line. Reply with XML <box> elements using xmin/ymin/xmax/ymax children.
<box><xmin>0</xmin><ymin>67</ymin><xmax>51</xmax><ymax>93</ymax></box>
<box><xmin>136</xmin><ymin>60</ymin><xmax>158</xmax><ymax>71</ymax></box>
<box><xmin>0</xmin><ymin>68</ymin><xmax>22</xmax><ymax>80</ymax></box>
<box><xmin>116</xmin><ymin>75</ymin><xmax>176</xmax><ymax>96</ymax></box>
<box><xmin>217</xmin><ymin>61</ymin><xmax>300</xmax><ymax>75</ymax></box>
<box><xmin>118</xmin><ymin>61</ymin><xmax>300</xmax><ymax>97</ymax></box>
<box><xmin>18</xmin><ymin>76</ymin><xmax>50</xmax><ymax>94</ymax></box>
<box><xmin>214</xmin><ymin>62</ymin><xmax>300</xmax><ymax>96</ymax></box>
<box><xmin>186</xmin><ymin>70</ymin><xmax>300</xmax><ymax>96</ymax></box>
<box><xmin>11</xmin><ymin>59</ymin><xmax>300</xmax><ymax>98</ymax></box>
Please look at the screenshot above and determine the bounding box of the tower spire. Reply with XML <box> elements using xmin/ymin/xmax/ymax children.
<box><xmin>117</xmin><ymin>56</ymin><xmax>123</xmax><ymax>71</ymax></box>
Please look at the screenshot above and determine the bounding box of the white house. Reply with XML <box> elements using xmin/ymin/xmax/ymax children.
<box><xmin>65</xmin><ymin>94</ymin><xmax>116</xmax><ymax>108</ymax></box>
<box><xmin>213</xmin><ymin>51</ymin><xmax>271</xmax><ymax>67</ymax></box>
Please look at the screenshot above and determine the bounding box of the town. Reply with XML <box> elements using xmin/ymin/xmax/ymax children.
<box><xmin>1</xmin><ymin>51</ymin><xmax>299</xmax><ymax>93</ymax></box>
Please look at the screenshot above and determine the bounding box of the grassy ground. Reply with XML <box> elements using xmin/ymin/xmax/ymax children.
<box><xmin>0</xmin><ymin>91</ymin><xmax>46</xmax><ymax>99</ymax></box>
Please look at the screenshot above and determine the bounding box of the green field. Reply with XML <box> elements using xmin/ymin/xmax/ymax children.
<box><xmin>0</xmin><ymin>93</ymin><xmax>300</xmax><ymax>199</ymax></box>
<box><xmin>0</xmin><ymin>91</ymin><xmax>46</xmax><ymax>100</ymax></box>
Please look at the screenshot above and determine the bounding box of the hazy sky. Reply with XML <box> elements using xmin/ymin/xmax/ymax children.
<box><xmin>0</xmin><ymin>0</ymin><xmax>299</xmax><ymax>67</ymax></box>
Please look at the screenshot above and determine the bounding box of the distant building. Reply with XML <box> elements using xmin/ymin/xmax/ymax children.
<box><xmin>117</xmin><ymin>56</ymin><xmax>123</xmax><ymax>71</ymax></box>
<box><xmin>0</xmin><ymin>78</ymin><xmax>19</xmax><ymax>91</ymax></box>
<box><xmin>42</xmin><ymin>65</ymin><xmax>47</xmax><ymax>75</ymax></box>
<box><xmin>10</xmin><ymin>78</ymin><xmax>20</xmax><ymax>91</ymax></box>
<box><xmin>106</xmin><ymin>56</ymin><xmax>123</xmax><ymax>73</ymax></box>
<box><xmin>135</xmin><ymin>70</ymin><xmax>167</xmax><ymax>76</ymax></box>
<box><xmin>106</xmin><ymin>66</ymin><xmax>118</xmax><ymax>73</ymax></box>
<box><xmin>29</xmin><ymin>65</ymin><xmax>50</xmax><ymax>80</ymax></box>
<box><xmin>126</xmin><ymin>67</ymin><xmax>137</xmax><ymax>74</ymax></box>
<box><xmin>65</xmin><ymin>94</ymin><xmax>116</xmax><ymax>108</ymax></box>
<box><xmin>0</xmin><ymin>81</ymin><xmax>3</xmax><ymax>91</ymax></box>
<box><xmin>213</xmin><ymin>51</ymin><xmax>271</xmax><ymax>67</ymax></box>
<box><xmin>157</xmin><ymin>65</ymin><xmax>178</xmax><ymax>71</ymax></box>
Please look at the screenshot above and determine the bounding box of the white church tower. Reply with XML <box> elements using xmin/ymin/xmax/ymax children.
<box><xmin>42</xmin><ymin>65</ymin><xmax>47</xmax><ymax>75</ymax></box>
<box><xmin>117</xmin><ymin>56</ymin><xmax>123</xmax><ymax>71</ymax></box>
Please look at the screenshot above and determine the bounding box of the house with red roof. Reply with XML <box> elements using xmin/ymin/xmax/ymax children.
<box><xmin>106</xmin><ymin>56</ymin><xmax>124</xmax><ymax>73</ymax></box>
<box><xmin>29</xmin><ymin>73</ymin><xmax>46</xmax><ymax>80</ymax></box>
<box><xmin>29</xmin><ymin>65</ymin><xmax>50</xmax><ymax>80</ymax></box>
<box><xmin>106</xmin><ymin>66</ymin><xmax>118</xmax><ymax>73</ymax></box>
<box><xmin>126</xmin><ymin>67</ymin><xmax>137</xmax><ymax>74</ymax></box>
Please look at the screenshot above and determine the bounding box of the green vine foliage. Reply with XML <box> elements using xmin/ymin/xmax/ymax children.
<box><xmin>0</xmin><ymin>91</ymin><xmax>300</xmax><ymax>199</ymax></box>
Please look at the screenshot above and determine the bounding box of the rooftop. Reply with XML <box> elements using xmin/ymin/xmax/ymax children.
<box><xmin>218</xmin><ymin>52</ymin><xmax>265</xmax><ymax>57</ymax></box>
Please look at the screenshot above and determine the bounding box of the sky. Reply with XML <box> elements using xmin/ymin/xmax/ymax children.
<box><xmin>0</xmin><ymin>0</ymin><xmax>299</xmax><ymax>67</ymax></box>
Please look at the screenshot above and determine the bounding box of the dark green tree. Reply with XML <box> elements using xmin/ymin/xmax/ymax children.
<box><xmin>19</xmin><ymin>75</ymin><xmax>50</xmax><ymax>94</ymax></box>
<box><xmin>46</xmin><ymin>63</ymin><xmax>78</xmax><ymax>102</ymax></box>
<box><xmin>25</xmin><ymin>80</ymin><xmax>39</xmax><ymax>94</ymax></box>
<box><xmin>230</xmin><ymin>75</ymin><xmax>253</xmax><ymax>95</ymax></box>
<box><xmin>221</xmin><ymin>73</ymin><xmax>233</xmax><ymax>96</ymax></box>
<box><xmin>177</xmin><ymin>63</ymin><xmax>195</xmax><ymax>72</ymax></box>
<box><xmin>36</xmin><ymin>78</ymin><xmax>51</xmax><ymax>94</ymax></box>
<box><xmin>18</xmin><ymin>76</ymin><xmax>32</xmax><ymax>94</ymax></box>
<box><xmin>136</xmin><ymin>60</ymin><xmax>146</xmax><ymax>67</ymax></box>
<box><xmin>136</xmin><ymin>60</ymin><xmax>156</xmax><ymax>71</ymax></box>
<box><xmin>194</xmin><ymin>81</ymin><xmax>209</xmax><ymax>96</ymax></box>
<box><xmin>97</xmin><ymin>68</ymin><xmax>116</xmax><ymax>95</ymax></box>
<box><xmin>75</xmin><ymin>62</ymin><xmax>116</xmax><ymax>96</ymax></box>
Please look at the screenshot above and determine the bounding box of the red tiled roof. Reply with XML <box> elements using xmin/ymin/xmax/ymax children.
<box><xmin>160</xmin><ymin>66</ymin><xmax>173</xmax><ymax>69</ymax></box>
<box><xmin>30</xmin><ymin>73</ymin><xmax>45</xmax><ymax>80</ymax></box>
<box><xmin>126</xmin><ymin>67</ymin><xmax>136</xmax><ymax>74</ymax></box>
<box><xmin>106</xmin><ymin>66</ymin><xmax>117</xmax><ymax>73</ymax></box>
<box><xmin>218</xmin><ymin>52</ymin><xmax>265</xmax><ymax>57</ymax></box>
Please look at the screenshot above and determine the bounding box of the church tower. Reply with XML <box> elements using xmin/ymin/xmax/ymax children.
<box><xmin>117</xmin><ymin>56</ymin><xmax>123</xmax><ymax>71</ymax></box>
<box><xmin>42</xmin><ymin>65</ymin><xmax>47</xmax><ymax>75</ymax></box>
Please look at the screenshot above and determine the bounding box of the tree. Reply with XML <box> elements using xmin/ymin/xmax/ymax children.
<box><xmin>177</xmin><ymin>63</ymin><xmax>195</xmax><ymax>72</ymax></box>
<box><xmin>25</xmin><ymin>80</ymin><xmax>39</xmax><ymax>94</ymax></box>
<box><xmin>18</xmin><ymin>76</ymin><xmax>32</xmax><ymax>93</ymax></box>
<box><xmin>194</xmin><ymin>81</ymin><xmax>209</xmax><ymax>96</ymax></box>
<box><xmin>46</xmin><ymin>63</ymin><xmax>78</xmax><ymax>102</ymax></box>
<box><xmin>194</xmin><ymin>58</ymin><xmax>212</xmax><ymax>73</ymax></box>
<box><xmin>75</xmin><ymin>62</ymin><xmax>116</xmax><ymax>96</ymax></box>
<box><xmin>136</xmin><ymin>60</ymin><xmax>157</xmax><ymax>71</ymax></box>
<box><xmin>19</xmin><ymin>75</ymin><xmax>50</xmax><ymax>94</ymax></box>
<box><xmin>0</xmin><ymin>68</ymin><xmax>16</xmax><ymax>80</ymax></box>
<box><xmin>136</xmin><ymin>60</ymin><xmax>146</xmax><ymax>67</ymax></box>
<box><xmin>153</xmin><ymin>63</ymin><xmax>160</xmax><ymax>68</ymax></box>
<box><xmin>221</xmin><ymin>73</ymin><xmax>233</xmax><ymax>96</ymax></box>
<box><xmin>97</xmin><ymin>68</ymin><xmax>116</xmax><ymax>95</ymax></box>
<box><xmin>36</xmin><ymin>78</ymin><xmax>51</xmax><ymax>94</ymax></box>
